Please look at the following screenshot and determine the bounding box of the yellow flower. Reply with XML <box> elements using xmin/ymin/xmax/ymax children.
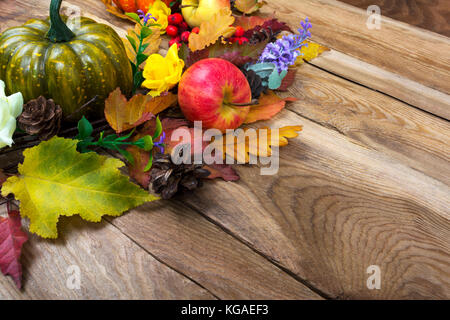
<box><xmin>142</xmin><ymin>44</ymin><xmax>185</xmax><ymax>97</ymax></box>
<box><xmin>147</xmin><ymin>0</ymin><xmax>171</xmax><ymax>34</ymax></box>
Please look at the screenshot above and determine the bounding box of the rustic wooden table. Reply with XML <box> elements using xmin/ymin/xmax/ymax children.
<box><xmin>0</xmin><ymin>0</ymin><xmax>449</xmax><ymax>299</ymax></box>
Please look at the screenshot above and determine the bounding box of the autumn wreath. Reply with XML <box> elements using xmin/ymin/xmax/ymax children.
<box><xmin>0</xmin><ymin>0</ymin><xmax>328</xmax><ymax>288</ymax></box>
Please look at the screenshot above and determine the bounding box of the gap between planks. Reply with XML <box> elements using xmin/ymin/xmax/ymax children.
<box><xmin>261</xmin><ymin>0</ymin><xmax>450</xmax><ymax>120</ymax></box>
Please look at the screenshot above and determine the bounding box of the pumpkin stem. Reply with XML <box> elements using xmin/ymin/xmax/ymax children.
<box><xmin>46</xmin><ymin>0</ymin><xmax>76</xmax><ymax>42</ymax></box>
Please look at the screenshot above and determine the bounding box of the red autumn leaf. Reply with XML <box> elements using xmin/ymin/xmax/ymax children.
<box><xmin>277</xmin><ymin>68</ymin><xmax>297</xmax><ymax>91</ymax></box>
<box><xmin>128</xmin><ymin>118</ymin><xmax>189</xmax><ymax>188</ymax></box>
<box><xmin>203</xmin><ymin>164</ymin><xmax>240</xmax><ymax>181</ymax></box>
<box><xmin>164</xmin><ymin>126</ymin><xmax>212</xmax><ymax>158</ymax></box>
<box><xmin>243</xmin><ymin>18</ymin><xmax>293</xmax><ymax>40</ymax></box>
<box><xmin>234</xmin><ymin>15</ymin><xmax>269</xmax><ymax>31</ymax></box>
<box><xmin>244</xmin><ymin>91</ymin><xmax>298</xmax><ymax>124</ymax></box>
<box><xmin>0</xmin><ymin>210</ymin><xmax>28</xmax><ymax>289</ymax></box>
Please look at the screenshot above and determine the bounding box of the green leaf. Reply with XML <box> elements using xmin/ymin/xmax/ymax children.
<box><xmin>102</xmin><ymin>134</ymin><xmax>118</xmax><ymax>142</ymax></box>
<box><xmin>116</xmin><ymin>129</ymin><xmax>136</xmax><ymax>142</ymax></box>
<box><xmin>144</xmin><ymin>152</ymin><xmax>153</xmax><ymax>172</ymax></box>
<box><xmin>136</xmin><ymin>53</ymin><xmax>148</xmax><ymax>66</ymax></box>
<box><xmin>140</xmin><ymin>26</ymin><xmax>153</xmax><ymax>39</ymax></box>
<box><xmin>126</xmin><ymin>35</ymin><xmax>137</xmax><ymax>52</ymax></box>
<box><xmin>133</xmin><ymin>70</ymin><xmax>144</xmax><ymax>93</ymax></box>
<box><xmin>117</xmin><ymin>148</ymin><xmax>134</xmax><ymax>165</ymax></box>
<box><xmin>142</xmin><ymin>136</ymin><xmax>154</xmax><ymax>151</ymax></box>
<box><xmin>126</xmin><ymin>12</ymin><xmax>142</xmax><ymax>24</ymax></box>
<box><xmin>268</xmin><ymin>69</ymin><xmax>287</xmax><ymax>90</ymax></box>
<box><xmin>153</xmin><ymin>116</ymin><xmax>162</xmax><ymax>140</ymax></box>
<box><xmin>247</xmin><ymin>63</ymin><xmax>276</xmax><ymax>79</ymax></box>
<box><xmin>1</xmin><ymin>137</ymin><xmax>158</xmax><ymax>238</ymax></box>
<box><xmin>76</xmin><ymin>116</ymin><xmax>93</xmax><ymax>140</ymax></box>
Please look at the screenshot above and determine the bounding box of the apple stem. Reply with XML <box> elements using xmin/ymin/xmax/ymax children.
<box><xmin>228</xmin><ymin>100</ymin><xmax>260</xmax><ymax>107</ymax></box>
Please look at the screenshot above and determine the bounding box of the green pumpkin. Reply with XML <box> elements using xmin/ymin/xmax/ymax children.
<box><xmin>0</xmin><ymin>0</ymin><xmax>132</xmax><ymax>120</ymax></box>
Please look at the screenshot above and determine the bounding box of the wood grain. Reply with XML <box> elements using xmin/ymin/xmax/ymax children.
<box><xmin>0</xmin><ymin>0</ymin><xmax>449</xmax><ymax>300</ymax></box>
<box><xmin>261</xmin><ymin>0</ymin><xmax>450</xmax><ymax>116</ymax></box>
<box><xmin>309</xmin><ymin>50</ymin><xmax>450</xmax><ymax>120</ymax></box>
<box><xmin>340</xmin><ymin>0</ymin><xmax>450</xmax><ymax>37</ymax></box>
<box><xmin>178</xmin><ymin>111</ymin><xmax>450</xmax><ymax>299</ymax></box>
<box><xmin>288</xmin><ymin>63</ymin><xmax>450</xmax><ymax>185</ymax></box>
<box><xmin>109</xmin><ymin>201</ymin><xmax>322</xmax><ymax>300</ymax></box>
<box><xmin>0</xmin><ymin>207</ymin><xmax>215</xmax><ymax>299</ymax></box>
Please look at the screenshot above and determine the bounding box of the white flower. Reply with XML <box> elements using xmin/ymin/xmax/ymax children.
<box><xmin>0</xmin><ymin>80</ymin><xmax>23</xmax><ymax>149</ymax></box>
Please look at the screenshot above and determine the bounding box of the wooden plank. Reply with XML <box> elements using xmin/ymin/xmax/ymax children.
<box><xmin>0</xmin><ymin>0</ymin><xmax>132</xmax><ymax>31</ymax></box>
<box><xmin>287</xmin><ymin>63</ymin><xmax>450</xmax><ymax>185</ymax></box>
<box><xmin>309</xmin><ymin>50</ymin><xmax>450</xmax><ymax>120</ymax></box>
<box><xmin>339</xmin><ymin>0</ymin><xmax>450</xmax><ymax>37</ymax></box>
<box><xmin>261</xmin><ymin>0</ymin><xmax>450</xmax><ymax>117</ymax></box>
<box><xmin>109</xmin><ymin>201</ymin><xmax>323</xmax><ymax>300</ymax></box>
<box><xmin>0</xmin><ymin>207</ymin><xmax>215</xmax><ymax>299</ymax></box>
<box><xmin>1</xmin><ymin>0</ymin><xmax>448</xmax><ymax>300</ymax></box>
<box><xmin>0</xmin><ymin>0</ymin><xmax>323</xmax><ymax>300</ymax></box>
<box><xmin>177</xmin><ymin>110</ymin><xmax>450</xmax><ymax>299</ymax></box>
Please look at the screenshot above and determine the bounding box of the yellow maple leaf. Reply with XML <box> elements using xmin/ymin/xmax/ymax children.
<box><xmin>104</xmin><ymin>88</ymin><xmax>177</xmax><ymax>133</ymax></box>
<box><xmin>211</xmin><ymin>126</ymin><xmax>303</xmax><ymax>163</ymax></box>
<box><xmin>188</xmin><ymin>7</ymin><xmax>236</xmax><ymax>52</ymax></box>
<box><xmin>234</xmin><ymin>0</ymin><xmax>267</xmax><ymax>14</ymax></box>
<box><xmin>1</xmin><ymin>137</ymin><xmax>157</xmax><ymax>238</ymax></box>
<box><xmin>296</xmin><ymin>40</ymin><xmax>330</xmax><ymax>65</ymax></box>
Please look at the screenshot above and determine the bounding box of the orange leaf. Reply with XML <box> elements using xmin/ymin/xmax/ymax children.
<box><xmin>188</xmin><ymin>8</ymin><xmax>236</xmax><ymax>52</ymax></box>
<box><xmin>234</xmin><ymin>0</ymin><xmax>266</xmax><ymax>14</ymax></box>
<box><xmin>203</xmin><ymin>164</ymin><xmax>240</xmax><ymax>181</ymax></box>
<box><xmin>244</xmin><ymin>91</ymin><xmax>297</xmax><ymax>124</ymax></box>
<box><xmin>234</xmin><ymin>15</ymin><xmax>269</xmax><ymax>31</ymax></box>
<box><xmin>104</xmin><ymin>88</ymin><xmax>177</xmax><ymax>133</ymax></box>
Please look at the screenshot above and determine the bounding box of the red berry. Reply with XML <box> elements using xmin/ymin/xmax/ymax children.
<box><xmin>235</xmin><ymin>26</ymin><xmax>245</xmax><ymax>37</ymax></box>
<box><xmin>181</xmin><ymin>31</ymin><xmax>191</xmax><ymax>43</ymax></box>
<box><xmin>166</xmin><ymin>25</ymin><xmax>179</xmax><ymax>37</ymax></box>
<box><xmin>169</xmin><ymin>36</ymin><xmax>181</xmax><ymax>48</ymax></box>
<box><xmin>238</xmin><ymin>37</ymin><xmax>249</xmax><ymax>45</ymax></box>
<box><xmin>191</xmin><ymin>27</ymin><xmax>200</xmax><ymax>34</ymax></box>
<box><xmin>230</xmin><ymin>37</ymin><xmax>238</xmax><ymax>43</ymax></box>
<box><xmin>168</xmin><ymin>13</ymin><xmax>183</xmax><ymax>25</ymax></box>
<box><xmin>179</xmin><ymin>21</ymin><xmax>189</xmax><ymax>32</ymax></box>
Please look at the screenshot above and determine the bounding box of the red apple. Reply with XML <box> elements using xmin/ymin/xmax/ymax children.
<box><xmin>178</xmin><ymin>58</ymin><xmax>252</xmax><ymax>132</ymax></box>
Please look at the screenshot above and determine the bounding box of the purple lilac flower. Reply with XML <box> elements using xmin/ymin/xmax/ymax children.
<box><xmin>258</xmin><ymin>18</ymin><xmax>312</xmax><ymax>72</ymax></box>
<box><xmin>137</xmin><ymin>9</ymin><xmax>156</xmax><ymax>25</ymax></box>
<box><xmin>154</xmin><ymin>131</ymin><xmax>166</xmax><ymax>154</ymax></box>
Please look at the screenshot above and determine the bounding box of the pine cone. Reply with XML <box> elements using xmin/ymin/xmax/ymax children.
<box><xmin>240</xmin><ymin>68</ymin><xmax>266</xmax><ymax>99</ymax></box>
<box><xmin>247</xmin><ymin>27</ymin><xmax>277</xmax><ymax>44</ymax></box>
<box><xmin>18</xmin><ymin>96</ymin><xmax>62</xmax><ymax>141</ymax></box>
<box><xmin>150</xmin><ymin>153</ymin><xmax>211</xmax><ymax>200</ymax></box>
